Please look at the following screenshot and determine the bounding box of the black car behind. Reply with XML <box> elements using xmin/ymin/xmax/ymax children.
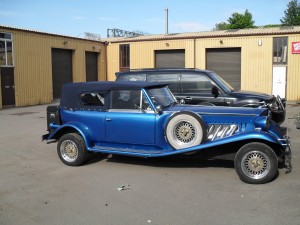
<box><xmin>116</xmin><ymin>68</ymin><xmax>286</xmax><ymax>124</ymax></box>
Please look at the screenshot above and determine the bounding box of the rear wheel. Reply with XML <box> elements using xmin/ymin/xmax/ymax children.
<box><xmin>57</xmin><ymin>133</ymin><xmax>88</xmax><ymax>166</ymax></box>
<box><xmin>165</xmin><ymin>112</ymin><xmax>206</xmax><ymax>149</ymax></box>
<box><xmin>234</xmin><ymin>142</ymin><xmax>278</xmax><ymax>184</ymax></box>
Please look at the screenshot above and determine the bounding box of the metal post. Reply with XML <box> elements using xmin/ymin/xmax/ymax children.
<box><xmin>165</xmin><ymin>8</ymin><xmax>168</xmax><ymax>34</ymax></box>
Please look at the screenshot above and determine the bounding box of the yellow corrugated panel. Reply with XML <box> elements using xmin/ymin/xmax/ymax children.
<box><xmin>107</xmin><ymin>39</ymin><xmax>196</xmax><ymax>80</ymax></box>
<box><xmin>1</xmin><ymin>28</ymin><xmax>105</xmax><ymax>107</ymax></box>
<box><xmin>108</xmin><ymin>34</ymin><xmax>300</xmax><ymax>100</ymax></box>
<box><xmin>287</xmin><ymin>34</ymin><xmax>300</xmax><ymax>101</ymax></box>
<box><xmin>106</xmin><ymin>44</ymin><xmax>119</xmax><ymax>80</ymax></box>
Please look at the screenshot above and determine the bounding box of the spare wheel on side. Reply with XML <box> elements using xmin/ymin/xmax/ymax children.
<box><xmin>165</xmin><ymin>111</ymin><xmax>207</xmax><ymax>150</ymax></box>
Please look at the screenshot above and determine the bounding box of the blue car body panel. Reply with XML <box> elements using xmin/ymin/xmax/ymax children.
<box><xmin>44</xmin><ymin>81</ymin><xmax>290</xmax><ymax>160</ymax></box>
<box><xmin>48</xmin><ymin>118</ymin><xmax>285</xmax><ymax>158</ymax></box>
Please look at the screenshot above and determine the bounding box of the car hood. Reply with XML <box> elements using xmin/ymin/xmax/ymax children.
<box><xmin>230</xmin><ymin>90</ymin><xmax>274</xmax><ymax>101</ymax></box>
<box><xmin>166</xmin><ymin>104</ymin><xmax>267</xmax><ymax>116</ymax></box>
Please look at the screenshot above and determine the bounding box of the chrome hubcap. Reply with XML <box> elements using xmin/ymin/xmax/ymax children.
<box><xmin>242</xmin><ymin>151</ymin><xmax>270</xmax><ymax>179</ymax></box>
<box><xmin>60</xmin><ymin>140</ymin><xmax>78</xmax><ymax>162</ymax></box>
<box><xmin>174</xmin><ymin>121</ymin><xmax>196</xmax><ymax>144</ymax></box>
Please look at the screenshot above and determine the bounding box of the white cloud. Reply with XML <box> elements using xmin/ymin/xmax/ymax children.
<box><xmin>98</xmin><ymin>16</ymin><xmax>119</xmax><ymax>22</ymax></box>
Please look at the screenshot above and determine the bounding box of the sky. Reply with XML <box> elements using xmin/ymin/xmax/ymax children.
<box><xmin>0</xmin><ymin>0</ymin><xmax>292</xmax><ymax>39</ymax></box>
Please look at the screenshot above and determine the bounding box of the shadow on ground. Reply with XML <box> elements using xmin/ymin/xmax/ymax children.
<box><xmin>86</xmin><ymin>152</ymin><xmax>235</xmax><ymax>169</ymax></box>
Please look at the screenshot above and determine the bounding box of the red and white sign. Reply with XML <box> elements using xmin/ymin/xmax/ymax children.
<box><xmin>292</xmin><ymin>42</ymin><xmax>300</xmax><ymax>54</ymax></box>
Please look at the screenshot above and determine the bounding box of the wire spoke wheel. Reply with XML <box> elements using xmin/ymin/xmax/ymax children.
<box><xmin>235</xmin><ymin>142</ymin><xmax>278</xmax><ymax>184</ymax></box>
<box><xmin>174</xmin><ymin>121</ymin><xmax>196</xmax><ymax>144</ymax></box>
<box><xmin>241</xmin><ymin>151</ymin><xmax>270</xmax><ymax>180</ymax></box>
<box><xmin>60</xmin><ymin>140</ymin><xmax>79</xmax><ymax>162</ymax></box>
<box><xmin>57</xmin><ymin>133</ymin><xmax>88</xmax><ymax>166</ymax></box>
<box><xmin>166</xmin><ymin>112</ymin><xmax>206</xmax><ymax>149</ymax></box>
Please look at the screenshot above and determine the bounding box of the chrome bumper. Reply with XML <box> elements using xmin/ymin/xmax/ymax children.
<box><xmin>276</xmin><ymin>95</ymin><xmax>286</xmax><ymax>110</ymax></box>
<box><xmin>279</xmin><ymin>135</ymin><xmax>292</xmax><ymax>173</ymax></box>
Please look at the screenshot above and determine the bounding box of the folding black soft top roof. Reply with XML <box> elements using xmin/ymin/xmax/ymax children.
<box><xmin>60</xmin><ymin>81</ymin><xmax>168</xmax><ymax>109</ymax></box>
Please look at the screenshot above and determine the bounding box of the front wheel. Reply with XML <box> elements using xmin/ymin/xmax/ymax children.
<box><xmin>234</xmin><ymin>142</ymin><xmax>278</xmax><ymax>184</ymax></box>
<box><xmin>57</xmin><ymin>133</ymin><xmax>88</xmax><ymax>166</ymax></box>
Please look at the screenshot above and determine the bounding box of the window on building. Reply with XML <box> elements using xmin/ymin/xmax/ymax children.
<box><xmin>119</xmin><ymin>44</ymin><xmax>130</xmax><ymax>72</ymax></box>
<box><xmin>0</xmin><ymin>32</ymin><xmax>13</xmax><ymax>66</ymax></box>
<box><xmin>273</xmin><ymin>37</ymin><xmax>288</xmax><ymax>65</ymax></box>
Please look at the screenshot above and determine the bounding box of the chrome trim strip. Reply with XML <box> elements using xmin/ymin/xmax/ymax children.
<box><xmin>198</xmin><ymin>112</ymin><xmax>258</xmax><ymax>116</ymax></box>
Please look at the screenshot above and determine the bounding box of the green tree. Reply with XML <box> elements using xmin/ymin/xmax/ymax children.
<box><xmin>280</xmin><ymin>0</ymin><xmax>300</xmax><ymax>26</ymax></box>
<box><xmin>227</xmin><ymin>10</ymin><xmax>255</xmax><ymax>29</ymax></box>
<box><xmin>263</xmin><ymin>24</ymin><xmax>281</xmax><ymax>28</ymax></box>
<box><xmin>212</xmin><ymin>22</ymin><xmax>228</xmax><ymax>31</ymax></box>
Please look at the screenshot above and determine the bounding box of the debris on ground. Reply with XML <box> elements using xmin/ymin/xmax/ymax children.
<box><xmin>117</xmin><ymin>184</ymin><xmax>130</xmax><ymax>191</ymax></box>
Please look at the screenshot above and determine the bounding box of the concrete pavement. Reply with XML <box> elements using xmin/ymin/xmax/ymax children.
<box><xmin>0</xmin><ymin>103</ymin><xmax>299</xmax><ymax>225</ymax></box>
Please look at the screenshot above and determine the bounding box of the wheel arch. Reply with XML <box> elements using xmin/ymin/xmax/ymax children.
<box><xmin>232</xmin><ymin>139</ymin><xmax>282</xmax><ymax>155</ymax></box>
<box><xmin>233</xmin><ymin>98</ymin><xmax>261</xmax><ymax>108</ymax></box>
<box><xmin>48</xmin><ymin>123</ymin><xmax>93</xmax><ymax>148</ymax></box>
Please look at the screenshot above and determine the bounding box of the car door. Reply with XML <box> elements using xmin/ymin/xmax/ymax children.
<box><xmin>178</xmin><ymin>73</ymin><xmax>226</xmax><ymax>106</ymax></box>
<box><xmin>105</xmin><ymin>90</ymin><xmax>156</xmax><ymax>144</ymax></box>
<box><xmin>77</xmin><ymin>92</ymin><xmax>107</xmax><ymax>142</ymax></box>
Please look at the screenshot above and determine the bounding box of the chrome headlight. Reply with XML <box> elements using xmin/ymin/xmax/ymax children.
<box><xmin>268</xmin><ymin>101</ymin><xmax>279</xmax><ymax>112</ymax></box>
<box><xmin>254</xmin><ymin>116</ymin><xmax>270</xmax><ymax>131</ymax></box>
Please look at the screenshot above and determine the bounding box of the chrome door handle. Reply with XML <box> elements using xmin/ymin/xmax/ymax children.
<box><xmin>106</xmin><ymin>118</ymin><xmax>112</xmax><ymax>121</ymax></box>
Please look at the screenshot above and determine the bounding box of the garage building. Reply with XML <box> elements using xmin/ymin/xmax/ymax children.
<box><xmin>106</xmin><ymin>26</ymin><xmax>300</xmax><ymax>101</ymax></box>
<box><xmin>0</xmin><ymin>25</ymin><xmax>106</xmax><ymax>109</ymax></box>
<box><xmin>1</xmin><ymin>25</ymin><xmax>300</xmax><ymax>109</ymax></box>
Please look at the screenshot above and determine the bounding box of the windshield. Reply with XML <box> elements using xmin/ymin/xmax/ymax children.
<box><xmin>146</xmin><ymin>87</ymin><xmax>177</xmax><ymax>107</ymax></box>
<box><xmin>208</xmin><ymin>72</ymin><xmax>235</xmax><ymax>93</ymax></box>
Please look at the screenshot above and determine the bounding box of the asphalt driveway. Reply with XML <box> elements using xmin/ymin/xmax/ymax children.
<box><xmin>0</xmin><ymin>103</ymin><xmax>299</xmax><ymax>225</ymax></box>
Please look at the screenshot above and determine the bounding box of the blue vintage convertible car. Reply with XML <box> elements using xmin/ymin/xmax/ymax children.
<box><xmin>43</xmin><ymin>81</ymin><xmax>291</xmax><ymax>184</ymax></box>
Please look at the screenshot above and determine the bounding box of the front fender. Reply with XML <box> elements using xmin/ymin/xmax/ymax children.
<box><xmin>164</xmin><ymin>131</ymin><xmax>284</xmax><ymax>156</ymax></box>
<box><xmin>47</xmin><ymin>122</ymin><xmax>93</xmax><ymax>148</ymax></box>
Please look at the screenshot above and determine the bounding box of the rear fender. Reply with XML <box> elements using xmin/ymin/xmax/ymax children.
<box><xmin>47</xmin><ymin>122</ymin><xmax>92</xmax><ymax>148</ymax></box>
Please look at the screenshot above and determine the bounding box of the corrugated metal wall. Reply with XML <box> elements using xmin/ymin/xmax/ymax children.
<box><xmin>107</xmin><ymin>34</ymin><xmax>300</xmax><ymax>101</ymax></box>
<box><xmin>107</xmin><ymin>39</ymin><xmax>195</xmax><ymax>80</ymax></box>
<box><xmin>0</xmin><ymin>28</ymin><xmax>106</xmax><ymax>108</ymax></box>
<box><xmin>196</xmin><ymin>36</ymin><xmax>273</xmax><ymax>94</ymax></box>
<box><xmin>1</xmin><ymin>27</ymin><xmax>299</xmax><ymax>108</ymax></box>
<box><xmin>287</xmin><ymin>34</ymin><xmax>300</xmax><ymax>101</ymax></box>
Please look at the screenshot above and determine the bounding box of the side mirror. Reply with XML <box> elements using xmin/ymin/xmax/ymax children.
<box><xmin>212</xmin><ymin>85</ymin><xmax>219</xmax><ymax>98</ymax></box>
<box><xmin>156</xmin><ymin>105</ymin><xmax>163</xmax><ymax>114</ymax></box>
<box><xmin>179</xmin><ymin>99</ymin><xmax>185</xmax><ymax>105</ymax></box>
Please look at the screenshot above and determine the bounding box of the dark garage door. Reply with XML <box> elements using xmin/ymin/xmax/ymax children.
<box><xmin>1</xmin><ymin>67</ymin><xmax>15</xmax><ymax>106</ymax></box>
<box><xmin>52</xmin><ymin>48</ymin><xmax>73</xmax><ymax>99</ymax></box>
<box><xmin>206</xmin><ymin>48</ymin><xmax>241</xmax><ymax>90</ymax></box>
<box><xmin>155</xmin><ymin>50</ymin><xmax>185</xmax><ymax>68</ymax></box>
<box><xmin>85</xmin><ymin>52</ymin><xmax>98</xmax><ymax>82</ymax></box>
